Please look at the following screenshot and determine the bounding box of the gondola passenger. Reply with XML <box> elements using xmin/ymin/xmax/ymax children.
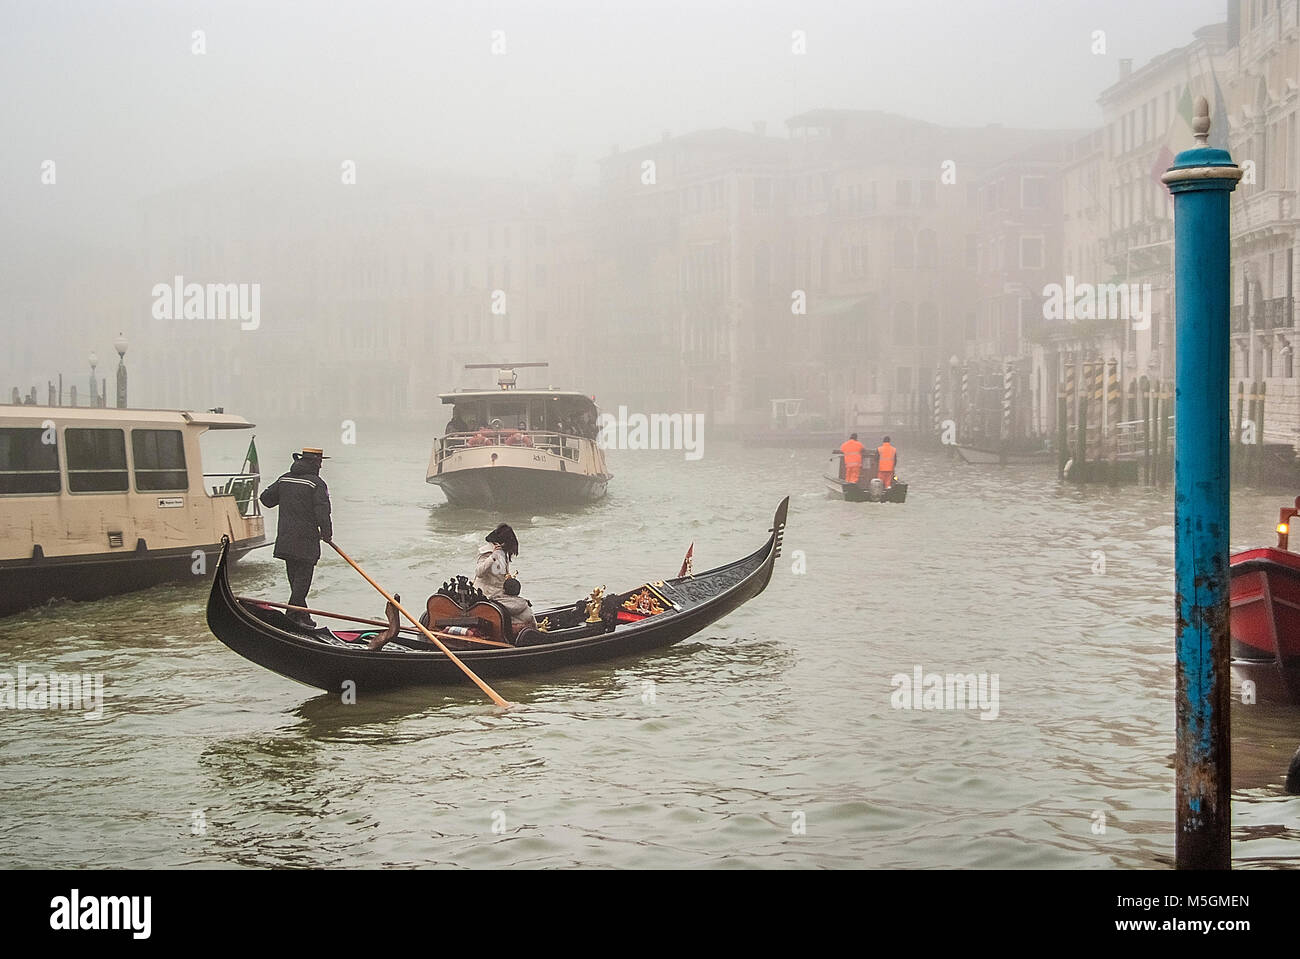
<box><xmin>473</xmin><ymin>523</ymin><xmax>519</xmax><ymax>599</ymax></box>
<box><xmin>496</xmin><ymin>577</ymin><xmax>537</xmax><ymax>637</ymax></box>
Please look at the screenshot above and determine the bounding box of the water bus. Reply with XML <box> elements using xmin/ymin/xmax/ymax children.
<box><xmin>426</xmin><ymin>363</ymin><xmax>611</xmax><ymax>508</ymax></box>
<box><xmin>0</xmin><ymin>405</ymin><xmax>265</xmax><ymax>616</ymax></box>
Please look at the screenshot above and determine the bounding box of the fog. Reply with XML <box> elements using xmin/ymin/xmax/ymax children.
<box><xmin>0</xmin><ymin>0</ymin><xmax>1226</xmax><ymax>430</ymax></box>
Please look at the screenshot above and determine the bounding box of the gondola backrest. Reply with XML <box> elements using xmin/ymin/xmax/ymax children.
<box><xmin>424</xmin><ymin>593</ymin><xmax>467</xmax><ymax>628</ymax></box>
<box><xmin>466</xmin><ymin>600</ymin><xmax>511</xmax><ymax>643</ymax></box>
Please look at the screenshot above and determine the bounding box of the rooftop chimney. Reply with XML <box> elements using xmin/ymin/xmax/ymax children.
<box><xmin>1119</xmin><ymin>58</ymin><xmax>1133</xmax><ymax>80</ymax></box>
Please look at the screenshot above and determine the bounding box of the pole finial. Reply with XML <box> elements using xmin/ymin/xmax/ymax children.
<box><xmin>1193</xmin><ymin>95</ymin><xmax>1211</xmax><ymax>145</ymax></box>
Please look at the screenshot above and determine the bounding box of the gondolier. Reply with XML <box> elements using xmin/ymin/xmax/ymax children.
<box><xmin>259</xmin><ymin>447</ymin><xmax>333</xmax><ymax>627</ymax></box>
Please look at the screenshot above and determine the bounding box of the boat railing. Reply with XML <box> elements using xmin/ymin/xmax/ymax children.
<box><xmin>1065</xmin><ymin>418</ymin><xmax>1177</xmax><ymax>459</ymax></box>
<box><xmin>438</xmin><ymin>430</ymin><xmax>588</xmax><ymax>463</ymax></box>
<box><xmin>205</xmin><ymin>471</ymin><xmax>262</xmax><ymax>516</ymax></box>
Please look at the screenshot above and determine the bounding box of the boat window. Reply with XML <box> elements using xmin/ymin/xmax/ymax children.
<box><xmin>0</xmin><ymin>427</ymin><xmax>60</xmax><ymax>494</ymax></box>
<box><xmin>132</xmin><ymin>429</ymin><xmax>189</xmax><ymax>491</ymax></box>
<box><xmin>65</xmin><ymin>428</ymin><xmax>129</xmax><ymax>493</ymax></box>
<box><xmin>489</xmin><ymin>402</ymin><xmax>527</xmax><ymax>427</ymax></box>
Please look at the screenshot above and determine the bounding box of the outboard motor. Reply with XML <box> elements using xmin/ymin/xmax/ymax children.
<box><xmin>868</xmin><ymin>477</ymin><xmax>885</xmax><ymax>501</ymax></box>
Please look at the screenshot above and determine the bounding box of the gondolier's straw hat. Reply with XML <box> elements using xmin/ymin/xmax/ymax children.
<box><xmin>293</xmin><ymin>447</ymin><xmax>331</xmax><ymax>460</ymax></box>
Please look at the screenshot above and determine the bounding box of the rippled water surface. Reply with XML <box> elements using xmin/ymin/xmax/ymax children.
<box><xmin>1</xmin><ymin>431</ymin><xmax>1297</xmax><ymax>868</ymax></box>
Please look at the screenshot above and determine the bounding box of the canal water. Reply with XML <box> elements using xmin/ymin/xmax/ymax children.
<box><xmin>1</xmin><ymin>430</ymin><xmax>1296</xmax><ymax>868</ymax></box>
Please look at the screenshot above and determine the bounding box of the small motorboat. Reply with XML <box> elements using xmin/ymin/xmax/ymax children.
<box><xmin>1230</xmin><ymin>496</ymin><xmax>1300</xmax><ymax>704</ymax></box>
<box><xmin>206</xmin><ymin>498</ymin><xmax>788</xmax><ymax>694</ymax></box>
<box><xmin>823</xmin><ymin>451</ymin><xmax>907</xmax><ymax>503</ymax></box>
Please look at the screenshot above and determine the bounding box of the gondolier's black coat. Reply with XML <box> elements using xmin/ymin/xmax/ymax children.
<box><xmin>259</xmin><ymin>459</ymin><xmax>333</xmax><ymax>562</ymax></box>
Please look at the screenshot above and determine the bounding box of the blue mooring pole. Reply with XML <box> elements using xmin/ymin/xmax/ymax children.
<box><xmin>1161</xmin><ymin>97</ymin><xmax>1241</xmax><ymax>870</ymax></box>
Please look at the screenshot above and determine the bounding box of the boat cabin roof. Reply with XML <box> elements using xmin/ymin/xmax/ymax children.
<box><xmin>439</xmin><ymin>390</ymin><xmax>595</xmax><ymax>405</ymax></box>
<box><xmin>0</xmin><ymin>406</ymin><xmax>255</xmax><ymax>430</ymax></box>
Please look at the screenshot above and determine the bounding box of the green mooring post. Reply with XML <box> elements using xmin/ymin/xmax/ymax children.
<box><xmin>1161</xmin><ymin>96</ymin><xmax>1241</xmax><ymax>870</ymax></box>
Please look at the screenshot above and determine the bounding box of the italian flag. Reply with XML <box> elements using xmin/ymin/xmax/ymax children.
<box><xmin>242</xmin><ymin>436</ymin><xmax>259</xmax><ymax>475</ymax></box>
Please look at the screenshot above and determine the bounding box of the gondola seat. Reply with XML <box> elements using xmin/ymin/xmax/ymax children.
<box><xmin>513</xmin><ymin>626</ymin><xmax>549</xmax><ymax>647</ymax></box>
<box><xmin>465</xmin><ymin>600</ymin><xmax>511</xmax><ymax>643</ymax></box>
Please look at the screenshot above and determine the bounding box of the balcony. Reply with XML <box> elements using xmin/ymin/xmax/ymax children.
<box><xmin>1262</xmin><ymin>296</ymin><xmax>1295</xmax><ymax>330</ymax></box>
<box><xmin>1232</xmin><ymin>190</ymin><xmax>1296</xmax><ymax>239</ymax></box>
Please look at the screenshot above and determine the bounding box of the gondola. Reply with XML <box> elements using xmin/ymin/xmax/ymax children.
<box><xmin>954</xmin><ymin>444</ymin><xmax>1053</xmax><ymax>466</ymax></box>
<box><xmin>206</xmin><ymin>497</ymin><xmax>788</xmax><ymax>693</ymax></box>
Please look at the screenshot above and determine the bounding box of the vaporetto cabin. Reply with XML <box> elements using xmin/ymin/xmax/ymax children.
<box><xmin>0</xmin><ymin>406</ymin><xmax>266</xmax><ymax>617</ymax></box>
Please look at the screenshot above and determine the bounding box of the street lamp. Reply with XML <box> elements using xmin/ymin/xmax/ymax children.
<box><xmin>114</xmin><ymin>333</ymin><xmax>128</xmax><ymax>408</ymax></box>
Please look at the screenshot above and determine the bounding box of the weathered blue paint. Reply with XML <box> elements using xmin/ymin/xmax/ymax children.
<box><xmin>1163</xmin><ymin>106</ymin><xmax>1240</xmax><ymax>870</ymax></box>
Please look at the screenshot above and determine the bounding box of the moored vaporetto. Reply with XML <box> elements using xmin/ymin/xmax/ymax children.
<box><xmin>0</xmin><ymin>405</ymin><xmax>266</xmax><ymax>617</ymax></box>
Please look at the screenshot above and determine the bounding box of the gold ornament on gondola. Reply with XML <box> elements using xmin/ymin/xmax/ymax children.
<box><xmin>536</xmin><ymin>617</ymin><xmax>551</xmax><ymax>632</ymax></box>
<box><xmin>622</xmin><ymin>588</ymin><xmax>666</xmax><ymax>617</ymax></box>
<box><xmin>585</xmin><ymin>585</ymin><xmax>606</xmax><ymax>623</ymax></box>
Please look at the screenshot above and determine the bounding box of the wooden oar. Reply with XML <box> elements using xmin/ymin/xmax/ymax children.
<box><xmin>233</xmin><ymin>596</ymin><xmax>511</xmax><ymax>648</ymax></box>
<box><xmin>328</xmin><ymin>541</ymin><xmax>512</xmax><ymax>707</ymax></box>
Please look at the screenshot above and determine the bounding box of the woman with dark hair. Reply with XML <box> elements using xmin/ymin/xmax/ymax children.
<box><xmin>473</xmin><ymin>523</ymin><xmax>519</xmax><ymax>598</ymax></box>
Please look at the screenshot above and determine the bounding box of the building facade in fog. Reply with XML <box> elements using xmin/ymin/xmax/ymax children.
<box><xmin>133</xmin><ymin>166</ymin><xmax>591</xmax><ymax>426</ymax></box>
<box><xmin>969</xmin><ymin>136</ymin><xmax>1073</xmax><ymax>440</ymax></box>
<box><xmin>12</xmin><ymin>2</ymin><xmax>1300</xmax><ymax>460</ymax></box>
<box><xmin>1226</xmin><ymin>0</ymin><xmax>1300</xmax><ymax>450</ymax></box>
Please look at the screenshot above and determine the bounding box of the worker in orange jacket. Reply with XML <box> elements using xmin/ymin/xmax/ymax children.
<box><xmin>840</xmin><ymin>433</ymin><xmax>866</xmax><ymax>484</ymax></box>
<box><xmin>877</xmin><ymin>436</ymin><xmax>898</xmax><ymax>488</ymax></box>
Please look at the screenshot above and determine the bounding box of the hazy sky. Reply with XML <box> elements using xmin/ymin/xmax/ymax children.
<box><xmin>2</xmin><ymin>0</ymin><xmax>1226</xmax><ymax>238</ymax></box>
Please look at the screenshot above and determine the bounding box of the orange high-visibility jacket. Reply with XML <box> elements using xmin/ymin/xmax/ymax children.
<box><xmin>877</xmin><ymin>442</ymin><xmax>897</xmax><ymax>473</ymax></box>
<box><xmin>840</xmin><ymin>438</ymin><xmax>866</xmax><ymax>466</ymax></box>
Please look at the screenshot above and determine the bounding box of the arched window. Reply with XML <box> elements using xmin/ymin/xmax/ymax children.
<box><xmin>894</xmin><ymin>226</ymin><xmax>914</xmax><ymax>269</ymax></box>
<box><xmin>916</xmin><ymin>229</ymin><xmax>938</xmax><ymax>269</ymax></box>
<box><xmin>753</xmin><ymin>242</ymin><xmax>770</xmax><ymax>297</ymax></box>
<box><xmin>917</xmin><ymin>303</ymin><xmax>937</xmax><ymax>344</ymax></box>
<box><xmin>893</xmin><ymin>302</ymin><xmax>914</xmax><ymax>344</ymax></box>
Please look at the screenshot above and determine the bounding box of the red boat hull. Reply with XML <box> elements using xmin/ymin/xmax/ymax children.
<box><xmin>1230</xmin><ymin>546</ymin><xmax>1300</xmax><ymax>704</ymax></box>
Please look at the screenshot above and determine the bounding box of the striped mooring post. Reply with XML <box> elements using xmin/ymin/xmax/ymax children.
<box><xmin>1065</xmin><ymin>353</ymin><xmax>1076</xmax><ymax>431</ymax></box>
<box><xmin>1001</xmin><ymin>365</ymin><xmax>1013</xmax><ymax>438</ymax></box>
<box><xmin>933</xmin><ymin>365</ymin><xmax>942</xmax><ymax>438</ymax></box>
<box><xmin>960</xmin><ymin>365</ymin><xmax>969</xmax><ymax>440</ymax></box>
<box><xmin>1106</xmin><ymin>358</ymin><xmax>1119</xmax><ymax>454</ymax></box>
<box><xmin>1090</xmin><ymin>360</ymin><xmax>1104</xmax><ymax>460</ymax></box>
<box><xmin>1162</xmin><ymin>96</ymin><xmax>1240</xmax><ymax>870</ymax></box>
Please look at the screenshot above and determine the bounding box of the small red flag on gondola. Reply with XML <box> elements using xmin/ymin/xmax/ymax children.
<box><xmin>679</xmin><ymin>542</ymin><xmax>694</xmax><ymax>578</ymax></box>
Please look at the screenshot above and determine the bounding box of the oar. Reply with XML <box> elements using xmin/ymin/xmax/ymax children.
<box><xmin>328</xmin><ymin>541</ymin><xmax>512</xmax><ymax>707</ymax></box>
<box><xmin>233</xmin><ymin>596</ymin><xmax>511</xmax><ymax>648</ymax></box>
